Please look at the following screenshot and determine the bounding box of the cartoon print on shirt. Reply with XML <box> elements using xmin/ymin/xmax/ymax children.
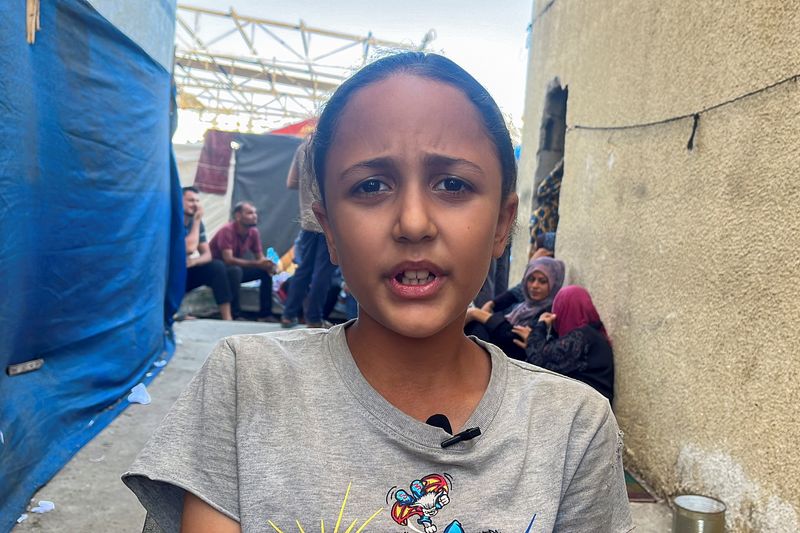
<box><xmin>387</xmin><ymin>473</ymin><xmax>463</xmax><ymax>533</ymax></box>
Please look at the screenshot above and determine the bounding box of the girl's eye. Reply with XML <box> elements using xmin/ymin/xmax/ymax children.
<box><xmin>355</xmin><ymin>178</ymin><xmax>389</xmax><ymax>195</ymax></box>
<box><xmin>433</xmin><ymin>176</ymin><xmax>470</xmax><ymax>193</ymax></box>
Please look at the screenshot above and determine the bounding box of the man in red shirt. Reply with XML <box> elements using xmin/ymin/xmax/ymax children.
<box><xmin>209</xmin><ymin>202</ymin><xmax>275</xmax><ymax>320</ymax></box>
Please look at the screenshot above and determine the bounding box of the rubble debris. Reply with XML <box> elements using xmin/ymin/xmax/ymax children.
<box><xmin>127</xmin><ymin>383</ymin><xmax>151</xmax><ymax>405</ymax></box>
<box><xmin>31</xmin><ymin>500</ymin><xmax>55</xmax><ymax>513</ymax></box>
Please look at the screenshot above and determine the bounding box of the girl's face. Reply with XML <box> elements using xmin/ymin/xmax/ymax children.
<box><xmin>526</xmin><ymin>270</ymin><xmax>550</xmax><ymax>302</ymax></box>
<box><xmin>315</xmin><ymin>74</ymin><xmax>517</xmax><ymax>339</ymax></box>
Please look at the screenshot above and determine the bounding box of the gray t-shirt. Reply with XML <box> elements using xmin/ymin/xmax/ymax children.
<box><xmin>183</xmin><ymin>220</ymin><xmax>206</xmax><ymax>244</ymax></box>
<box><xmin>123</xmin><ymin>323</ymin><xmax>633</xmax><ymax>532</ymax></box>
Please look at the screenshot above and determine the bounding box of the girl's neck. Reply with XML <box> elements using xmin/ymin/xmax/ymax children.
<box><xmin>345</xmin><ymin>312</ymin><xmax>491</xmax><ymax>432</ymax></box>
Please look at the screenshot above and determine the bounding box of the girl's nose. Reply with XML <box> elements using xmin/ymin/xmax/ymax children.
<box><xmin>392</xmin><ymin>183</ymin><xmax>438</xmax><ymax>243</ymax></box>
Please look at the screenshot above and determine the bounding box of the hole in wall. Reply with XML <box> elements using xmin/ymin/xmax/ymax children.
<box><xmin>530</xmin><ymin>78</ymin><xmax>568</xmax><ymax>256</ymax></box>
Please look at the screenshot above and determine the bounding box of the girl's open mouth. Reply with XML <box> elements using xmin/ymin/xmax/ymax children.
<box><xmin>387</xmin><ymin>264</ymin><xmax>444</xmax><ymax>299</ymax></box>
<box><xmin>396</xmin><ymin>270</ymin><xmax>436</xmax><ymax>286</ymax></box>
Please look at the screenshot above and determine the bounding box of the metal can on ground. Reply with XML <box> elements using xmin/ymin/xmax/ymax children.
<box><xmin>672</xmin><ymin>494</ymin><xmax>726</xmax><ymax>533</ymax></box>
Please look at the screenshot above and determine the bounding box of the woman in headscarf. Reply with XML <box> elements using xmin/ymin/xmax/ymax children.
<box><xmin>516</xmin><ymin>285</ymin><xmax>615</xmax><ymax>403</ymax></box>
<box><xmin>465</xmin><ymin>256</ymin><xmax>565</xmax><ymax>360</ymax></box>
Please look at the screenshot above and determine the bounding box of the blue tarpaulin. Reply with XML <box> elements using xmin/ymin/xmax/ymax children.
<box><xmin>0</xmin><ymin>0</ymin><xmax>182</xmax><ymax>528</ymax></box>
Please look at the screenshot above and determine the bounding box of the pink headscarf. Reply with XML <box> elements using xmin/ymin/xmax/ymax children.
<box><xmin>552</xmin><ymin>285</ymin><xmax>610</xmax><ymax>344</ymax></box>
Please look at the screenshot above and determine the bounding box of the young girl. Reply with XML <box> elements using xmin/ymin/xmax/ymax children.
<box><xmin>520</xmin><ymin>285</ymin><xmax>616</xmax><ymax>403</ymax></box>
<box><xmin>464</xmin><ymin>256</ymin><xmax>564</xmax><ymax>359</ymax></box>
<box><xmin>124</xmin><ymin>53</ymin><xmax>632</xmax><ymax>533</ymax></box>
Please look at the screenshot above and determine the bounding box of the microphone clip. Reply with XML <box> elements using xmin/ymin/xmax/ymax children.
<box><xmin>440</xmin><ymin>427</ymin><xmax>481</xmax><ymax>448</ymax></box>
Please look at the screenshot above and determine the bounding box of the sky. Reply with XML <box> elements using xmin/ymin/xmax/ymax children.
<box><xmin>173</xmin><ymin>0</ymin><xmax>533</xmax><ymax>143</ymax></box>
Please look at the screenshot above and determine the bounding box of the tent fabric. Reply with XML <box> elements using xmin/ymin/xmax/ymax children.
<box><xmin>165</xmin><ymin>150</ymin><xmax>188</xmax><ymax>323</ymax></box>
<box><xmin>175</xmin><ymin>143</ymin><xmax>205</xmax><ymax>187</ymax></box>
<box><xmin>270</xmin><ymin>118</ymin><xmax>317</xmax><ymax>137</ymax></box>
<box><xmin>194</xmin><ymin>129</ymin><xmax>235</xmax><ymax>195</ymax></box>
<box><xmin>0</xmin><ymin>0</ymin><xmax>180</xmax><ymax>528</ymax></box>
<box><xmin>232</xmin><ymin>133</ymin><xmax>303</xmax><ymax>254</ymax></box>
<box><xmin>87</xmin><ymin>0</ymin><xmax>176</xmax><ymax>71</ymax></box>
<box><xmin>175</xmin><ymin>142</ymin><xmax>235</xmax><ymax>239</ymax></box>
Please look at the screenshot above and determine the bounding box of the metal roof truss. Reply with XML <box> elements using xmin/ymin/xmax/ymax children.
<box><xmin>174</xmin><ymin>5</ymin><xmax>435</xmax><ymax>126</ymax></box>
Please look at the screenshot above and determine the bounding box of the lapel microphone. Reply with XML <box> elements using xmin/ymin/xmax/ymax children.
<box><xmin>426</xmin><ymin>414</ymin><xmax>482</xmax><ymax>448</ymax></box>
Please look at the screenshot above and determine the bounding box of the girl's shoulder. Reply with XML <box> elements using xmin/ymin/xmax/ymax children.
<box><xmin>504</xmin><ymin>353</ymin><xmax>611</xmax><ymax>417</ymax></box>
<box><xmin>478</xmin><ymin>338</ymin><xmax>608</xmax><ymax>412</ymax></box>
<box><xmin>222</xmin><ymin>326</ymin><xmax>334</xmax><ymax>358</ymax></box>
<box><xmin>209</xmin><ymin>326</ymin><xmax>347</xmax><ymax>386</ymax></box>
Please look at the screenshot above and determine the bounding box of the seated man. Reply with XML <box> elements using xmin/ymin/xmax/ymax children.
<box><xmin>209</xmin><ymin>201</ymin><xmax>275</xmax><ymax>320</ymax></box>
<box><xmin>182</xmin><ymin>186</ymin><xmax>232</xmax><ymax>320</ymax></box>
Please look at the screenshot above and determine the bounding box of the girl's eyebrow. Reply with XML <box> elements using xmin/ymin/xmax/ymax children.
<box><xmin>422</xmin><ymin>153</ymin><xmax>485</xmax><ymax>176</ymax></box>
<box><xmin>339</xmin><ymin>157</ymin><xmax>395</xmax><ymax>179</ymax></box>
<box><xmin>339</xmin><ymin>154</ymin><xmax>485</xmax><ymax>179</ymax></box>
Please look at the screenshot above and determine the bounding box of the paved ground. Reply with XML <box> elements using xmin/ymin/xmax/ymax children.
<box><xmin>13</xmin><ymin>320</ymin><xmax>672</xmax><ymax>532</ymax></box>
<box><xmin>12</xmin><ymin>320</ymin><xmax>281</xmax><ymax>533</ymax></box>
<box><xmin>631</xmin><ymin>501</ymin><xmax>672</xmax><ymax>532</ymax></box>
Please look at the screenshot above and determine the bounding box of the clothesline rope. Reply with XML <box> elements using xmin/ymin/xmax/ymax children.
<box><xmin>569</xmin><ymin>73</ymin><xmax>799</xmax><ymax>133</ymax></box>
<box><xmin>529</xmin><ymin>0</ymin><xmax>798</xmax><ymax>139</ymax></box>
<box><xmin>532</xmin><ymin>0</ymin><xmax>556</xmax><ymax>24</ymax></box>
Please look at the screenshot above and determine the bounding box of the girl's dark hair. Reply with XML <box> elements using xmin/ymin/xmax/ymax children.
<box><xmin>310</xmin><ymin>52</ymin><xmax>517</xmax><ymax>202</ymax></box>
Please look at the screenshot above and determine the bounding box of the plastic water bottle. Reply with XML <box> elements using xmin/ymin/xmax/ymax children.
<box><xmin>266</xmin><ymin>247</ymin><xmax>280</xmax><ymax>265</ymax></box>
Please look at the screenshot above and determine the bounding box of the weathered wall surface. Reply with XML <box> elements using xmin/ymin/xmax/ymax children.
<box><xmin>517</xmin><ymin>1</ymin><xmax>800</xmax><ymax>530</ymax></box>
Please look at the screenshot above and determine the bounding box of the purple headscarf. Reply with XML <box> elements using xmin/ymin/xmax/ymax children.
<box><xmin>505</xmin><ymin>256</ymin><xmax>565</xmax><ymax>326</ymax></box>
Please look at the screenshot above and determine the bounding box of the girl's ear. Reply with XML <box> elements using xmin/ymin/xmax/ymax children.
<box><xmin>312</xmin><ymin>201</ymin><xmax>340</xmax><ymax>265</ymax></box>
<box><xmin>493</xmin><ymin>193</ymin><xmax>518</xmax><ymax>258</ymax></box>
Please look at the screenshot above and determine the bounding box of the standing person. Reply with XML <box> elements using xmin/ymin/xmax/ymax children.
<box><xmin>532</xmin><ymin>231</ymin><xmax>556</xmax><ymax>259</ymax></box>
<box><xmin>465</xmin><ymin>256</ymin><xmax>565</xmax><ymax>359</ymax></box>
<box><xmin>182</xmin><ymin>187</ymin><xmax>233</xmax><ymax>320</ymax></box>
<box><xmin>124</xmin><ymin>52</ymin><xmax>632</xmax><ymax>532</ymax></box>
<box><xmin>209</xmin><ymin>202</ymin><xmax>275</xmax><ymax>320</ymax></box>
<box><xmin>472</xmin><ymin>242</ymin><xmax>511</xmax><ymax>308</ymax></box>
<box><xmin>516</xmin><ymin>285</ymin><xmax>616</xmax><ymax>403</ymax></box>
<box><xmin>529</xmin><ymin>158</ymin><xmax>563</xmax><ymax>254</ymax></box>
<box><xmin>281</xmin><ymin>137</ymin><xmax>337</xmax><ymax>328</ymax></box>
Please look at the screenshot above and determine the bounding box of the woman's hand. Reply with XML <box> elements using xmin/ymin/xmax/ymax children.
<box><xmin>480</xmin><ymin>300</ymin><xmax>495</xmax><ymax>313</ymax></box>
<box><xmin>531</xmin><ymin>247</ymin><xmax>554</xmax><ymax>259</ymax></box>
<box><xmin>512</xmin><ymin>325</ymin><xmax>532</xmax><ymax>349</ymax></box>
<box><xmin>538</xmin><ymin>312</ymin><xmax>557</xmax><ymax>327</ymax></box>
<box><xmin>465</xmin><ymin>307</ymin><xmax>491</xmax><ymax>325</ymax></box>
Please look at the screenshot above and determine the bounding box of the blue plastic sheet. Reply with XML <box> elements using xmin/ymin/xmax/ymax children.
<box><xmin>0</xmin><ymin>0</ymin><xmax>181</xmax><ymax>527</ymax></box>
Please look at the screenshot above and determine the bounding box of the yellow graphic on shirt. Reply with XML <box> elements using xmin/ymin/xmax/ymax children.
<box><xmin>267</xmin><ymin>482</ymin><xmax>384</xmax><ymax>533</ymax></box>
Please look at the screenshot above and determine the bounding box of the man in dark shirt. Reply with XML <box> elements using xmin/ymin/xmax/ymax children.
<box><xmin>183</xmin><ymin>186</ymin><xmax>232</xmax><ymax>320</ymax></box>
<box><xmin>209</xmin><ymin>201</ymin><xmax>275</xmax><ymax>320</ymax></box>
